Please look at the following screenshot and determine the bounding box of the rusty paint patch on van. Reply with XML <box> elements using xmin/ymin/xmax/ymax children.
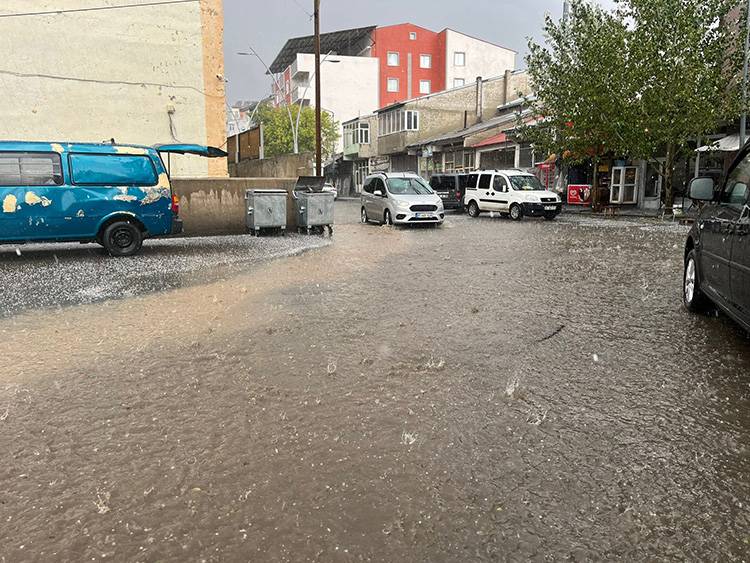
<box><xmin>3</xmin><ymin>194</ymin><xmax>17</xmax><ymax>213</ymax></box>
<box><xmin>24</xmin><ymin>192</ymin><xmax>52</xmax><ymax>207</ymax></box>
<box><xmin>50</xmin><ymin>143</ymin><xmax>64</xmax><ymax>154</ymax></box>
<box><xmin>113</xmin><ymin>194</ymin><xmax>138</xmax><ymax>202</ymax></box>
<box><xmin>114</xmin><ymin>146</ymin><xmax>148</xmax><ymax>156</ymax></box>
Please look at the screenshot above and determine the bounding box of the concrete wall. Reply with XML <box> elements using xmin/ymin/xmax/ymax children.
<box><xmin>172</xmin><ymin>178</ymin><xmax>297</xmax><ymax>235</ymax></box>
<box><xmin>230</xmin><ymin>152</ymin><xmax>314</xmax><ymax>179</ymax></box>
<box><xmin>444</xmin><ymin>30</ymin><xmax>516</xmax><ymax>90</ymax></box>
<box><xmin>1</xmin><ymin>0</ymin><xmax>227</xmax><ymax>178</ymax></box>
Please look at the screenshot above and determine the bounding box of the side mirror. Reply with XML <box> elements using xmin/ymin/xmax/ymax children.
<box><xmin>374</xmin><ymin>190</ymin><xmax>383</xmax><ymax>197</ymax></box>
<box><xmin>689</xmin><ymin>177</ymin><xmax>715</xmax><ymax>201</ymax></box>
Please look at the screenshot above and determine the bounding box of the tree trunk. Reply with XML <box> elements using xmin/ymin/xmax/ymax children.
<box><xmin>663</xmin><ymin>142</ymin><xmax>676</xmax><ymax>208</ymax></box>
<box><xmin>591</xmin><ymin>155</ymin><xmax>599</xmax><ymax>211</ymax></box>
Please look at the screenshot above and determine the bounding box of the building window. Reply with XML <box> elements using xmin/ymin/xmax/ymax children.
<box><xmin>387</xmin><ymin>52</ymin><xmax>399</xmax><ymax>66</ymax></box>
<box><xmin>419</xmin><ymin>54</ymin><xmax>432</xmax><ymax>69</ymax></box>
<box><xmin>454</xmin><ymin>52</ymin><xmax>466</xmax><ymax>66</ymax></box>
<box><xmin>453</xmin><ymin>78</ymin><xmax>465</xmax><ymax>88</ymax></box>
<box><xmin>378</xmin><ymin>110</ymin><xmax>419</xmax><ymax>136</ymax></box>
<box><xmin>419</xmin><ymin>80</ymin><xmax>431</xmax><ymax>94</ymax></box>
<box><xmin>387</xmin><ymin>78</ymin><xmax>399</xmax><ymax>92</ymax></box>
<box><xmin>344</xmin><ymin>122</ymin><xmax>371</xmax><ymax>148</ymax></box>
<box><xmin>409</xmin><ymin>32</ymin><xmax>417</xmax><ymax>40</ymax></box>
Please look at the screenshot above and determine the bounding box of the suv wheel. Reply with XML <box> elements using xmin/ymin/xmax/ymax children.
<box><xmin>467</xmin><ymin>201</ymin><xmax>480</xmax><ymax>218</ymax></box>
<box><xmin>684</xmin><ymin>250</ymin><xmax>708</xmax><ymax>313</ymax></box>
<box><xmin>384</xmin><ymin>209</ymin><xmax>393</xmax><ymax>226</ymax></box>
<box><xmin>509</xmin><ymin>204</ymin><xmax>523</xmax><ymax>221</ymax></box>
<box><xmin>361</xmin><ymin>207</ymin><xmax>368</xmax><ymax>224</ymax></box>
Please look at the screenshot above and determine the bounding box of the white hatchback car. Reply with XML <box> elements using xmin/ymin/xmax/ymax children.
<box><xmin>463</xmin><ymin>169</ymin><xmax>562</xmax><ymax>220</ymax></box>
<box><xmin>360</xmin><ymin>172</ymin><xmax>445</xmax><ymax>226</ymax></box>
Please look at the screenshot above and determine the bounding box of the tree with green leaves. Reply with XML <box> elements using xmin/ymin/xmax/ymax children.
<box><xmin>620</xmin><ymin>0</ymin><xmax>743</xmax><ymax>206</ymax></box>
<box><xmin>256</xmin><ymin>104</ymin><xmax>339</xmax><ymax>161</ymax></box>
<box><xmin>524</xmin><ymin>0</ymin><xmax>744</xmax><ymax>207</ymax></box>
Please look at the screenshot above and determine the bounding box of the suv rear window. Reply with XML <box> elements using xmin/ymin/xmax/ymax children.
<box><xmin>441</xmin><ymin>176</ymin><xmax>456</xmax><ymax>190</ymax></box>
<box><xmin>70</xmin><ymin>154</ymin><xmax>157</xmax><ymax>186</ymax></box>
<box><xmin>0</xmin><ymin>152</ymin><xmax>63</xmax><ymax>186</ymax></box>
<box><xmin>466</xmin><ymin>173</ymin><xmax>478</xmax><ymax>189</ymax></box>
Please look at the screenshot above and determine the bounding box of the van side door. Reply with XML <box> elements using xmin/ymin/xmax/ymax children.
<box><xmin>493</xmin><ymin>174</ymin><xmax>510</xmax><ymax>212</ymax></box>
<box><xmin>477</xmin><ymin>173</ymin><xmax>498</xmax><ymax>211</ymax></box>
<box><xmin>0</xmin><ymin>151</ymin><xmax>65</xmax><ymax>241</ymax></box>
<box><xmin>727</xmin><ymin>153</ymin><xmax>750</xmax><ymax>318</ymax></box>
<box><xmin>464</xmin><ymin>173</ymin><xmax>478</xmax><ymax>207</ymax></box>
<box><xmin>700</xmin><ymin>174</ymin><xmax>745</xmax><ymax>303</ymax></box>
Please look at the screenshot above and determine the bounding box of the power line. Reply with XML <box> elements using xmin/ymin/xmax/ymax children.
<box><xmin>0</xmin><ymin>0</ymin><xmax>198</xmax><ymax>19</ymax></box>
<box><xmin>0</xmin><ymin>68</ymin><xmax>223</xmax><ymax>99</ymax></box>
<box><xmin>289</xmin><ymin>0</ymin><xmax>313</xmax><ymax>19</ymax></box>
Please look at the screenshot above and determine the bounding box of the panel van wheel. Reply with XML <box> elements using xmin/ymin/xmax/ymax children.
<box><xmin>509</xmin><ymin>204</ymin><xmax>523</xmax><ymax>221</ymax></box>
<box><xmin>102</xmin><ymin>221</ymin><xmax>143</xmax><ymax>257</ymax></box>
<box><xmin>361</xmin><ymin>207</ymin><xmax>369</xmax><ymax>224</ymax></box>
<box><xmin>384</xmin><ymin>209</ymin><xmax>393</xmax><ymax>225</ymax></box>
<box><xmin>684</xmin><ymin>250</ymin><xmax>709</xmax><ymax>313</ymax></box>
<box><xmin>467</xmin><ymin>201</ymin><xmax>480</xmax><ymax>218</ymax></box>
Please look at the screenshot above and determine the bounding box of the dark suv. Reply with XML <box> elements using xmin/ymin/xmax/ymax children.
<box><xmin>429</xmin><ymin>173</ymin><xmax>468</xmax><ymax>211</ymax></box>
<box><xmin>684</xmin><ymin>143</ymin><xmax>750</xmax><ymax>330</ymax></box>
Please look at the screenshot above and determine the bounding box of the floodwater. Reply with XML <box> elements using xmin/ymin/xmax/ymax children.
<box><xmin>1</xmin><ymin>202</ymin><xmax>749</xmax><ymax>561</ymax></box>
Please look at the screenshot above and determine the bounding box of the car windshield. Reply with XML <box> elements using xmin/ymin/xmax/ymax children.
<box><xmin>510</xmin><ymin>175</ymin><xmax>544</xmax><ymax>191</ymax></box>
<box><xmin>387</xmin><ymin>177</ymin><xmax>433</xmax><ymax>195</ymax></box>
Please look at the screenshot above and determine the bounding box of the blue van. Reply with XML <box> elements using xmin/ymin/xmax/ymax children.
<box><xmin>0</xmin><ymin>141</ymin><xmax>225</xmax><ymax>257</ymax></box>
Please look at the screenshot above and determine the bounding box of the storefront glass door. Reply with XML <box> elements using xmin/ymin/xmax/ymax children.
<box><xmin>610</xmin><ymin>166</ymin><xmax>638</xmax><ymax>204</ymax></box>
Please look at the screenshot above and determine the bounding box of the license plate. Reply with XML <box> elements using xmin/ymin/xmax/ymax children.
<box><xmin>544</xmin><ymin>205</ymin><xmax>557</xmax><ymax>211</ymax></box>
<box><xmin>415</xmin><ymin>213</ymin><xmax>429</xmax><ymax>218</ymax></box>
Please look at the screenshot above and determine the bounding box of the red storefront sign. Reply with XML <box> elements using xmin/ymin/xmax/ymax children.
<box><xmin>567</xmin><ymin>184</ymin><xmax>592</xmax><ymax>205</ymax></box>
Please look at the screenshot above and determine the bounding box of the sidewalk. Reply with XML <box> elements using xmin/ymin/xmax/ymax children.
<box><xmin>562</xmin><ymin>204</ymin><xmax>698</xmax><ymax>221</ymax></box>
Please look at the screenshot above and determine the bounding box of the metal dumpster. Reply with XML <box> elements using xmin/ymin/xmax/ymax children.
<box><xmin>293</xmin><ymin>176</ymin><xmax>334</xmax><ymax>235</ymax></box>
<box><xmin>245</xmin><ymin>189</ymin><xmax>287</xmax><ymax>235</ymax></box>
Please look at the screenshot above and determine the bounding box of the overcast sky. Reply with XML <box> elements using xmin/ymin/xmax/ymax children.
<box><xmin>224</xmin><ymin>0</ymin><xmax>617</xmax><ymax>104</ymax></box>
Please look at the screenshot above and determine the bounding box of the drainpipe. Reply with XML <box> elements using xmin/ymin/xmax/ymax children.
<box><xmin>503</xmin><ymin>69</ymin><xmax>512</xmax><ymax>105</ymax></box>
<box><xmin>475</xmin><ymin>76</ymin><xmax>483</xmax><ymax>122</ymax></box>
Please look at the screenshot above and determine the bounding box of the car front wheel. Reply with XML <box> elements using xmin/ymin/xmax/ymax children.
<box><xmin>361</xmin><ymin>207</ymin><xmax>368</xmax><ymax>224</ymax></box>
<box><xmin>684</xmin><ymin>249</ymin><xmax>709</xmax><ymax>313</ymax></box>
<box><xmin>384</xmin><ymin>209</ymin><xmax>393</xmax><ymax>225</ymax></box>
<box><xmin>509</xmin><ymin>204</ymin><xmax>523</xmax><ymax>221</ymax></box>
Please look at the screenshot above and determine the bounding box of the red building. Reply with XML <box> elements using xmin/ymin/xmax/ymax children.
<box><xmin>371</xmin><ymin>24</ymin><xmax>446</xmax><ymax>107</ymax></box>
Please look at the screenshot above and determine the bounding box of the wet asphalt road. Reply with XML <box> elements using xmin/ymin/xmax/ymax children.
<box><xmin>2</xmin><ymin>201</ymin><xmax>750</xmax><ymax>561</ymax></box>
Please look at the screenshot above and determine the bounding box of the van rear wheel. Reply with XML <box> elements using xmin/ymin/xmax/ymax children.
<box><xmin>102</xmin><ymin>221</ymin><xmax>143</xmax><ymax>257</ymax></box>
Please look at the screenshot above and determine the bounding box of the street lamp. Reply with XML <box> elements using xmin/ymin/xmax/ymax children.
<box><xmin>237</xmin><ymin>49</ymin><xmax>300</xmax><ymax>153</ymax></box>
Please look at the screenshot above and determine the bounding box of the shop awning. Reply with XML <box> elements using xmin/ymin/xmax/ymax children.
<box><xmin>472</xmin><ymin>133</ymin><xmax>508</xmax><ymax>148</ymax></box>
<box><xmin>696</xmin><ymin>134</ymin><xmax>741</xmax><ymax>153</ymax></box>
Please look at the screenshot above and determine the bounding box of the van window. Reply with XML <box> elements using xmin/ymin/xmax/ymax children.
<box><xmin>466</xmin><ymin>173</ymin><xmax>478</xmax><ymax>190</ymax></box>
<box><xmin>363</xmin><ymin>178</ymin><xmax>373</xmax><ymax>193</ymax></box>
<box><xmin>70</xmin><ymin>154</ymin><xmax>158</xmax><ymax>186</ymax></box>
<box><xmin>478</xmin><ymin>174</ymin><xmax>492</xmax><ymax>190</ymax></box>
<box><xmin>493</xmin><ymin>175</ymin><xmax>508</xmax><ymax>192</ymax></box>
<box><xmin>429</xmin><ymin>176</ymin><xmax>440</xmax><ymax>189</ymax></box>
<box><xmin>0</xmin><ymin>152</ymin><xmax>63</xmax><ymax>186</ymax></box>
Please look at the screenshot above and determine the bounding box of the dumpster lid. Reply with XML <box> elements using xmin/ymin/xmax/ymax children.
<box><xmin>294</xmin><ymin>176</ymin><xmax>326</xmax><ymax>193</ymax></box>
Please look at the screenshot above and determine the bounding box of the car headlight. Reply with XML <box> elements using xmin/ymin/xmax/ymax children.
<box><xmin>525</xmin><ymin>195</ymin><xmax>541</xmax><ymax>203</ymax></box>
<box><xmin>395</xmin><ymin>200</ymin><xmax>410</xmax><ymax>210</ymax></box>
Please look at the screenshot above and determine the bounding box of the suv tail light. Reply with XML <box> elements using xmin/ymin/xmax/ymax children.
<box><xmin>171</xmin><ymin>194</ymin><xmax>180</xmax><ymax>215</ymax></box>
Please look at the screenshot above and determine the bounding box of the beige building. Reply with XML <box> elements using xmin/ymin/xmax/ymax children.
<box><xmin>0</xmin><ymin>0</ymin><xmax>227</xmax><ymax>177</ymax></box>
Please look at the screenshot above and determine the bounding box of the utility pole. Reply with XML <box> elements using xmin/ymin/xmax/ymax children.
<box><xmin>314</xmin><ymin>0</ymin><xmax>322</xmax><ymax>177</ymax></box>
<box><xmin>741</xmin><ymin>0</ymin><xmax>750</xmax><ymax>148</ymax></box>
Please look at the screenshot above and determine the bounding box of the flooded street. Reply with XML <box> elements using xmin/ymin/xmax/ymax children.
<box><xmin>2</xmin><ymin>201</ymin><xmax>750</xmax><ymax>561</ymax></box>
